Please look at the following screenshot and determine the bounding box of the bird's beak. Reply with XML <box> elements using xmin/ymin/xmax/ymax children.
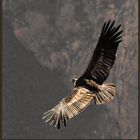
<box><xmin>71</xmin><ymin>78</ymin><xmax>77</xmax><ymax>86</ymax></box>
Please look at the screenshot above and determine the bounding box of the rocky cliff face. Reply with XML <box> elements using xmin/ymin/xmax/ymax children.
<box><xmin>2</xmin><ymin>0</ymin><xmax>138</xmax><ymax>139</ymax></box>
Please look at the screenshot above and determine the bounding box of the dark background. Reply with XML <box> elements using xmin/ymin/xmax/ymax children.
<box><xmin>2</xmin><ymin>0</ymin><xmax>138</xmax><ymax>139</ymax></box>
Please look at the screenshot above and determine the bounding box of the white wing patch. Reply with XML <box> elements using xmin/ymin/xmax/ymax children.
<box><xmin>42</xmin><ymin>87</ymin><xmax>94</xmax><ymax>129</ymax></box>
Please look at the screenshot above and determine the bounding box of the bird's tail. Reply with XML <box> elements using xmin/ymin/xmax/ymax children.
<box><xmin>93</xmin><ymin>83</ymin><xmax>116</xmax><ymax>104</ymax></box>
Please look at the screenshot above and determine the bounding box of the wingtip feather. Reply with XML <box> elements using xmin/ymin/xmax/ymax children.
<box><xmin>42</xmin><ymin>88</ymin><xmax>94</xmax><ymax>129</ymax></box>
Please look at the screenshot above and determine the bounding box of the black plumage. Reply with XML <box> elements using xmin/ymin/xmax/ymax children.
<box><xmin>76</xmin><ymin>20</ymin><xmax>122</xmax><ymax>85</ymax></box>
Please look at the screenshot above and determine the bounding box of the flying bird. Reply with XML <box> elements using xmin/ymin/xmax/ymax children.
<box><xmin>42</xmin><ymin>20</ymin><xmax>123</xmax><ymax>129</ymax></box>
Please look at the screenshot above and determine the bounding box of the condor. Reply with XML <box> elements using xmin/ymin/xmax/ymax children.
<box><xmin>42</xmin><ymin>20</ymin><xmax>123</xmax><ymax>129</ymax></box>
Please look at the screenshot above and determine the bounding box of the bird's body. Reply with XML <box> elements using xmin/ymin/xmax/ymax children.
<box><xmin>42</xmin><ymin>20</ymin><xmax>123</xmax><ymax>129</ymax></box>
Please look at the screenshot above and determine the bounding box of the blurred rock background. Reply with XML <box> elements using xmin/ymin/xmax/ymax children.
<box><xmin>2</xmin><ymin>0</ymin><xmax>138</xmax><ymax>139</ymax></box>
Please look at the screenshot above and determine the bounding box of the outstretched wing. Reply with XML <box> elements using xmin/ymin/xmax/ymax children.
<box><xmin>77</xmin><ymin>20</ymin><xmax>123</xmax><ymax>85</ymax></box>
<box><xmin>42</xmin><ymin>87</ymin><xmax>94</xmax><ymax>129</ymax></box>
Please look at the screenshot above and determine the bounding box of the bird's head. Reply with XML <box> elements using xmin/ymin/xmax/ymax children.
<box><xmin>71</xmin><ymin>78</ymin><xmax>78</xmax><ymax>86</ymax></box>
